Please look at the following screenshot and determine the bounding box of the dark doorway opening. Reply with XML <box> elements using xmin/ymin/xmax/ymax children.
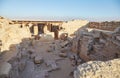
<box><xmin>30</xmin><ymin>26</ymin><xmax>34</xmax><ymax>34</ymax></box>
<box><xmin>38</xmin><ymin>24</ymin><xmax>45</xmax><ymax>34</ymax></box>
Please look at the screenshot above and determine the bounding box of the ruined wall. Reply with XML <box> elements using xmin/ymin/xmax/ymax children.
<box><xmin>88</xmin><ymin>21</ymin><xmax>120</xmax><ymax>31</ymax></box>
<box><xmin>0</xmin><ymin>17</ymin><xmax>31</xmax><ymax>52</ymax></box>
<box><xmin>60</xmin><ymin>20</ymin><xmax>89</xmax><ymax>37</ymax></box>
<box><xmin>72</xmin><ymin>27</ymin><xmax>120</xmax><ymax>61</ymax></box>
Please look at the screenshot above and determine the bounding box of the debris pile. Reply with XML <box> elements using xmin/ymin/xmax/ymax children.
<box><xmin>0</xmin><ymin>17</ymin><xmax>120</xmax><ymax>78</ymax></box>
<box><xmin>74</xmin><ymin>58</ymin><xmax>120</xmax><ymax>78</ymax></box>
<box><xmin>71</xmin><ymin>27</ymin><xmax>120</xmax><ymax>61</ymax></box>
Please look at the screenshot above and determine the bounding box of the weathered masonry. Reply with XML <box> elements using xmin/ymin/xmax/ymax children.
<box><xmin>89</xmin><ymin>21</ymin><xmax>120</xmax><ymax>31</ymax></box>
<box><xmin>12</xmin><ymin>20</ymin><xmax>63</xmax><ymax>39</ymax></box>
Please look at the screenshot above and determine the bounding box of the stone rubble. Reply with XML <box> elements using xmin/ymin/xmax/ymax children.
<box><xmin>34</xmin><ymin>55</ymin><xmax>43</xmax><ymax>64</ymax></box>
<box><xmin>59</xmin><ymin>53</ymin><xmax>67</xmax><ymax>58</ymax></box>
<box><xmin>0</xmin><ymin>62</ymin><xmax>12</xmax><ymax>78</ymax></box>
<box><xmin>71</xmin><ymin>27</ymin><xmax>120</xmax><ymax>61</ymax></box>
<box><xmin>74</xmin><ymin>59</ymin><xmax>120</xmax><ymax>78</ymax></box>
<box><xmin>0</xmin><ymin>17</ymin><xmax>120</xmax><ymax>78</ymax></box>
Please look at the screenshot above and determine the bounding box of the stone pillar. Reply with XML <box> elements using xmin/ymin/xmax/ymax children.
<box><xmin>34</xmin><ymin>26</ymin><xmax>38</xmax><ymax>35</ymax></box>
<box><xmin>44</xmin><ymin>25</ymin><xmax>47</xmax><ymax>33</ymax></box>
<box><xmin>44</xmin><ymin>25</ymin><xmax>50</xmax><ymax>34</ymax></box>
<box><xmin>54</xmin><ymin>29</ymin><xmax>59</xmax><ymax>39</ymax></box>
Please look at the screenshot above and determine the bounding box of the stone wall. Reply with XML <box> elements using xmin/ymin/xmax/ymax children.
<box><xmin>71</xmin><ymin>27</ymin><xmax>120</xmax><ymax>61</ymax></box>
<box><xmin>60</xmin><ymin>20</ymin><xmax>89</xmax><ymax>37</ymax></box>
<box><xmin>88</xmin><ymin>21</ymin><xmax>120</xmax><ymax>31</ymax></box>
<box><xmin>0</xmin><ymin>17</ymin><xmax>31</xmax><ymax>52</ymax></box>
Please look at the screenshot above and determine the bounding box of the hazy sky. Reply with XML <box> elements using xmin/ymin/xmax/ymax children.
<box><xmin>0</xmin><ymin>0</ymin><xmax>120</xmax><ymax>21</ymax></box>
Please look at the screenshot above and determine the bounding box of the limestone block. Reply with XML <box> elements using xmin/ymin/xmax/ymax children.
<box><xmin>0</xmin><ymin>62</ymin><xmax>12</xmax><ymax>77</ymax></box>
<box><xmin>59</xmin><ymin>53</ymin><xmax>67</xmax><ymax>58</ymax></box>
<box><xmin>59</xmin><ymin>33</ymin><xmax>68</xmax><ymax>40</ymax></box>
<box><xmin>34</xmin><ymin>56</ymin><xmax>43</xmax><ymax>64</ymax></box>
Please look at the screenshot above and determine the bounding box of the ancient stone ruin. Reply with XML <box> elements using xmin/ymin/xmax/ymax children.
<box><xmin>0</xmin><ymin>16</ymin><xmax>120</xmax><ymax>78</ymax></box>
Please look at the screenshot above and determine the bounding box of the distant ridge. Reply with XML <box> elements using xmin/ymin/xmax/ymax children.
<box><xmin>1</xmin><ymin>16</ymin><xmax>120</xmax><ymax>22</ymax></box>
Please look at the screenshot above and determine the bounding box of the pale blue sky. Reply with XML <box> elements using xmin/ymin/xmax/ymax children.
<box><xmin>0</xmin><ymin>0</ymin><xmax>120</xmax><ymax>21</ymax></box>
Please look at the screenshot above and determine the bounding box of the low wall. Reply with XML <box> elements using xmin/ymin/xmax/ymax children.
<box><xmin>88</xmin><ymin>21</ymin><xmax>120</xmax><ymax>31</ymax></box>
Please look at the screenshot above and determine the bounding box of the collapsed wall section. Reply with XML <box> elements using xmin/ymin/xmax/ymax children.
<box><xmin>71</xmin><ymin>26</ymin><xmax>120</xmax><ymax>61</ymax></box>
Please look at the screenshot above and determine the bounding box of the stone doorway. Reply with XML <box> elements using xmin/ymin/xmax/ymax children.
<box><xmin>38</xmin><ymin>24</ymin><xmax>45</xmax><ymax>34</ymax></box>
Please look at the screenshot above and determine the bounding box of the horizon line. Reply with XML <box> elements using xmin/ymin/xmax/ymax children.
<box><xmin>1</xmin><ymin>16</ymin><xmax>120</xmax><ymax>22</ymax></box>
